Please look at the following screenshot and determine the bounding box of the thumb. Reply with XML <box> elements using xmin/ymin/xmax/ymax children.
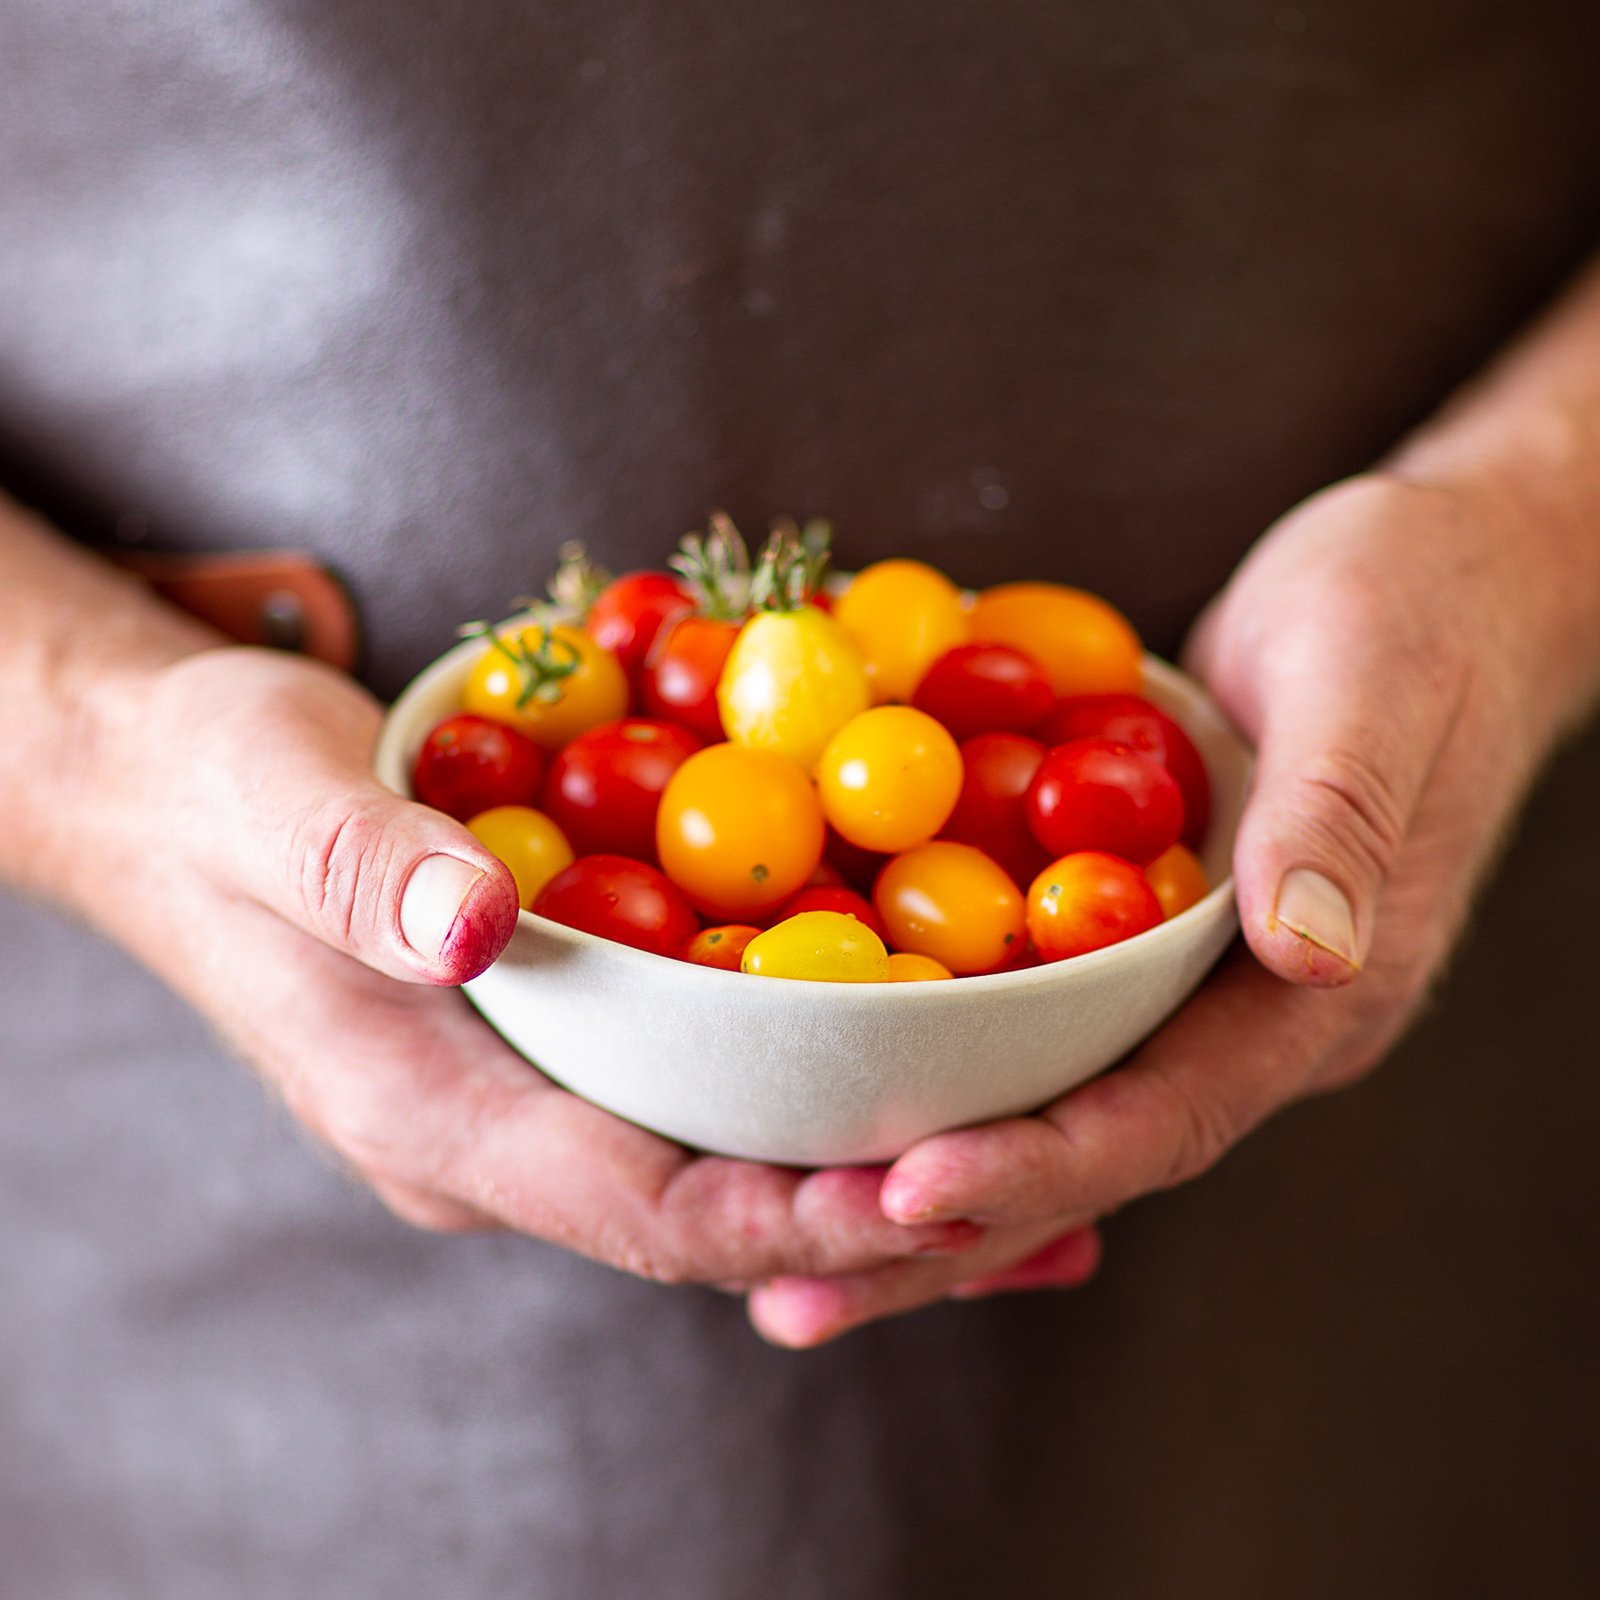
<box><xmin>1214</xmin><ymin>600</ymin><xmax>1463</xmax><ymax>988</ymax></box>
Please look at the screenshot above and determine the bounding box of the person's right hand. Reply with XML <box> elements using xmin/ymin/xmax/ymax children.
<box><xmin>68</xmin><ymin>643</ymin><xmax>998</xmax><ymax>1282</ymax></box>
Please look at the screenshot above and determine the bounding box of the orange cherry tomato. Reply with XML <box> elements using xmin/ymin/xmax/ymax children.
<box><xmin>886</xmin><ymin>952</ymin><xmax>954</xmax><ymax>982</ymax></box>
<box><xmin>1143</xmin><ymin>843</ymin><xmax>1210</xmax><ymax>920</ymax></box>
<box><xmin>816</xmin><ymin>706</ymin><xmax>964</xmax><ymax>854</ymax></box>
<box><xmin>873</xmin><ymin>841</ymin><xmax>1026</xmax><ymax>976</ymax></box>
<box><xmin>1025</xmin><ymin>852</ymin><xmax>1162</xmax><ymax>962</ymax></box>
<box><xmin>463</xmin><ymin>621</ymin><xmax>630</xmax><ymax>748</ymax></box>
<box><xmin>656</xmin><ymin>744</ymin><xmax>825</xmax><ymax>918</ymax></box>
<box><xmin>682</xmin><ymin>925</ymin><xmax>762</xmax><ymax>971</ymax></box>
<box><xmin>968</xmin><ymin>582</ymin><xmax>1142</xmax><ymax>698</ymax></box>
<box><xmin>834</xmin><ymin>559</ymin><xmax>970</xmax><ymax>704</ymax></box>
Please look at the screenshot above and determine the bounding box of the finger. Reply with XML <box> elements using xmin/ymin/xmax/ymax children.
<box><xmin>174</xmin><ymin>655</ymin><xmax>520</xmax><ymax>984</ymax></box>
<box><xmin>1192</xmin><ymin>483</ymin><xmax>1467</xmax><ymax>985</ymax></box>
<box><xmin>747</xmin><ymin>1224</ymin><xmax>1103</xmax><ymax>1348</ymax></box>
<box><xmin>879</xmin><ymin>945</ymin><xmax>1344</xmax><ymax>1229</ymax></box>
<box><xmin>946</xmin><ymin>1228</ymin><xmax>1107</xmax><ymax>1299</ymax></box>
<box><xmin>367</xmin><ymin>1177</ymin><xmax>504</xmax><ymax>1234</ymax></box>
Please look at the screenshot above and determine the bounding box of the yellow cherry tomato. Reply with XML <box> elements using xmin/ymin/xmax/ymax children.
<box><xmin>741</xmin><ymin>911</ymin><xmax>890</xmax><ymax>983</ymax></box>
<box><xmin>816</xmin><ymin>706</ymin><xmax>964</xmax><ymax>854</ymax></box>
<box><xmin>873</xmin><ymin>841</ymin><xmax>1026</xmax><ymax>975</ymax></box>
<box><xmin>716</xmin><ymin>605</ymin><xmax>871</xmax><ymax>770</ymax></box>
<box><xmin>462</xmin><ymin>621</ymin><xmax>629</xmax><ymax>748</ymax></box>
<box><xmin>834</xmin><ymin>559</ymin><xmax>970</xmax><ymax>704</ymax></box>
<box><xmin>656</xmin><ymin>743</ymin><xmax>825</xmax><ymax>919</ymax></box>
<box><xmin>466</xmin><ymin>805</ymin><xmax>575</xmax><ymax>909</ymax></box>
<box><xmin>886</xmin><ymin>952</ymin><xmax>954</xmax><ymax>982</ymax></box>
<box><xmin>1143</xmin><ymin>842</ymin><xmax>1210</xmax><ymax>920</ymax></box>
<box><xmin>968</xmin><ymin>582</ymin><xmax>1142</xmax><ymax>698</ymax></box>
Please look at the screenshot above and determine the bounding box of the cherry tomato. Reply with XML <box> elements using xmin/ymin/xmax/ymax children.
<box><xmin>741</xmin><ymin>911</ymin><xmax>890</xmax><ymax>983</ymax></box>
<box><xmin>540</xmin><ymin>718</ymin><xmax>702</xmax><ymax>861</ymax></box>
<box><xmin>939</xmin><ymin>732</ymin><xmax>1050</xmax><ymax>889</ymax></box>
<box><xmin>1036</xmin><ymin>693</ymin><xmax>1212</xmax><ymax>848</ymax></box>
<box><xmin>681</xmin><ymin>924</ymin><xmax>761</xmax><ymax>971</ymax></box>
<box><xmin>1026</xmin><ymin>852</ymin><xmax>1162</xmax><ymax>962</ymax></box>
<box><xmin>911</xmin><ymin>644</ymin><xmax>1052</xmax><ymax>740</ymax></box>
<box><xmin>465</xmin><ymin>806</ymin><xmax>575</xmax><ymax>909</ymax></box>
<box><xmin>873</xmin><ymin>841</ymin><xmax>1026</xmax><ymax>976</ymax></box>
<box><xmin>824</xmin><ymin>827</ymin><xmax>888</xmax><ymax>893</ymax></box>
<box><xmin>656</xmin><ymin>744</ymin><xmax>825</xmax><ymax>918</ymax></box>
<box><xmin>886</xmin><ymin>952</ymin><xmax>953</xmax><ymax>982</ymax></box>
<box><xmin>834</xmin><ymin>559</ymin><xmax>970</xmax><ymax>704</ymax></box>
<box><xmin>765</xmin><ymin>885</ymin><xmax>888</xmax><ymax>942</ymax></box>
<box><xmin>1026</xmin><ymin>737</ymin><xmax>1184</xmax><ymax>866</ymax></box>
<box><xmin>463</xmin><ymin>622</ymin><xmax>630</xmax><ymax>748</ymax></box>
<box><xmin>969</xmin><ymin>582</ymin><xmax>1142</xmax><ymax>698</ymax></box>
<box><xmin>531</xmin><ymin>854</ymin><xmax>699</xmax><ymax>956</ymax></box>
<box><xmin>410</xmin><ymin>713</ymin><xmax>546</xmax><ymax>823</ymax></box>
<box><xmin>639</xmin><ymin>613</ymin><xmax>739</xmax><ymax>741</ymax></box>
<box><xmin>717</xmin><ymin>604</ymin><xmax>870</xmax><ymax>769</ymax></box>
<box><xmin>586</xmin><ymin>571</ymin><xmax>693</xmax><ymax>674</ymax></box>
<box><xmin>806</xmin><ymin>860</ymin><xmax>849</xmax><ymax>888</ymax></box>
<box><xmin>1144</xmin><ymin>843</ymin><xmax>1210</xmax><ymax>920</ymax></box>
<box><xmin>816</xmin><ymin>706</ymin><xmax>963</xmax><ymax>854</ymax></box>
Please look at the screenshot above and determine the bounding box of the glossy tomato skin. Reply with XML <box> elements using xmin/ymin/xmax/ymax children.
<box><xmin>969</xmin><ymin>582</ymin><xmax>1143</xmax><ymax>698</ymax></box>
<box><xmin>940</xmin><ymin>732</ymin><xmax>1051</xmax><ymax>889</ymax></box>
<box><xmin>640</xmin><ymin>613</ymin><xmax>739</xmax><ymax>741</ymax></box>
<box><xmin>816</xmin><ymin>706</ymin><xmax>964</xmax><ymax>854</ymax></box>
<box><xmin>1036</xmin><ymin>693</ymin><xmax>1211</xmax><ymax>848</ymax></box>
<box><xmin>540</xmin><ymin>718</ymin><xmax>702</xmax><ymax>861</ymax></box>
<box><xmin>885</xmin><ymin>951</ymin><xmax>954</xmax><ymax>982</ymax></box>
<box><xmin>681</xmin><ymin>924</ymin><xmax>761</xmax><ymax>971</ymax></box>
<box><xmin>656</xmin><ymin>744</ymin><xmax>825</xmax><ymax>919</ymax></box>
<box><xmin>411</xmin><ymin>713</ymin><xmax>546</xmax><ymax>823</ymax></box>
<box><xmin>587</xmin><ymin>571</ymin><xmax>692</xmax><ymax>674</ymax></box>
<box><xmin>873</xmin><ymin>841</ymin><xmax>1026</xmax><ymax>976</ymax></box>
<box><xmin>833</xmin><ymin>559</ymin><xmax>970</xmax><ymax>705</ymax></box>
<box><xmin>911</xmin><ymin>644</ymin><xmax>1053</xmax><ymax>741</ymax></box>
<box><xmin>530</xmin><ymin>854</ymin><xmax>699</xmax><ymax>957</ymax></box>
<box><xmin>741</xmin><ymin>911</ymin><xmax>890</xmax><ymax>983</ymax></box>
<box><xmin>465</xmin><ymin>805</ymin><xmax>574</xmax><ymax>909</ymax></box>
<box><xmin>1026</xmin><ymin>737</ymin><xmax>1184</xmax><ymax>866</ymax></box>
<box><xmin>1144</xmin><ymin>842</ymin><xmax>1210</xmax><ymax>920</ymax></box>
<box><xmin>1026</xmin><ymin>852</ymin><xmax>1162</xmax><ymax>962</ymax></box>
<box><xmin>462</xmin><ymin>623</ymin><xmax>630</xmax><ymax>748</ymax></box>
<box><xmin>764</xmin><ymin>885</ymin><xmax>888</xmax><ymax>942</ymax></box>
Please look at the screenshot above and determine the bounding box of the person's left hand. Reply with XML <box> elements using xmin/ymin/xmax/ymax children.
<box><xmin>745</xmin><ymin>470</ymin><xmax>1591</xmax><ymax>1346</ymax></box>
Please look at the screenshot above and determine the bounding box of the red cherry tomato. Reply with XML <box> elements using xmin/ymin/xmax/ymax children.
<box><xmin>540</xmin><ymin>718</ymin><xmax>703</xmax><ymax>861</ymax></box>
<box><xmin>587</xmin><ymin>571</ymin><xmax>693</xmax><ymax>674</ymax></box>
<box><xmin>1026</xmin><ymin>737</ymin><xmax>1184</xmax><ymax>866</ymax></box>
<box><xmin>939</xmin><ymin>732</ymin><xmax>1051</xmax><ymax>889</ymax></box>
<box><xmin>640</xmin><ymin>614</ymin><xmax>740</xmax><ymax>740</ymax></box>
<box><xmin>682</xmin><ymin>924</ymin><xmax>761</xmax><ymax>971</ymax></box>
<box><xmin>911</xmin><ymin>644</ymin><xmax>1053</xmax><ymax>741</ymax></box>
<box><xmin>531</xmin><ymin>854</ymin><xmax>700</xmax><ymax>957</ymax></box>
<box><xmin>1036</xmin><ymin>693</ymin><xmax>1211</xmax><ymax>848</ymax></box>
<box><xmin>1026</xmin><ymin>852</ymin><xmax>1163</xmax><ymax>961</ymax></box>
<box><xmin>763</xmin><ymin>885</ymin><xmax>889</xmax><ymax>942</ymax></box>
<box><xmin>410</xmin><ymin>713</ymin><xmax>546</xmax><ymax>823</ymax></box>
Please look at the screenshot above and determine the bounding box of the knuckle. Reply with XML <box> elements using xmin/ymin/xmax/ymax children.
<box><xmin>1153</xmin><ymin>1078</ymin><xmax>1236</xmax><ymax>1191</ymax></box>
<box><xmin>1291</xmin><ymin>750</ymin><xmax>1409</xmax><ymax>878</ymax></box>
<box><xmin>288</xmin><ymin>795</ymin><xmax>400</xmax><ymax>945</ymax></box>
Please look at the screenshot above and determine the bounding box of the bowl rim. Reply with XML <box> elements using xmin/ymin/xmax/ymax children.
<box><xmin>377</xmin><ymin>620</ymin><xmax>1251</xmax><ymax>1007</ymax></box>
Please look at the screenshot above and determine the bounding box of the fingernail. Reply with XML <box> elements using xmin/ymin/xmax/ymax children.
<box><xmin>1273</xmin><ymin>869</ymin><xmax>1358</xmax><ymax>968</ymax></box>
<box><xmin>879</xmin><ymin>1176</ymin><xmax>950</xmax><ymax>1225</ymax></box>
<box><xmin>400</xmin><ymin>854</ymin><xmax>485</xmax><ymax>963</ymax></box>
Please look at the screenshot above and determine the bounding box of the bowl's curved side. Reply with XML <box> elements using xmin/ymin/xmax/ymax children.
<box><xmin>376</xmin><ymin>631</ymin><xmax>1254</xmax><ymax>1166</ymax></box>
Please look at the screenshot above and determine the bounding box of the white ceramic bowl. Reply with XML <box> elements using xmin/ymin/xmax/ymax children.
<box><xmin>375</xmin><ymin>633</ymin><xmax>1253</xmax><ymax>1166</ymax></box>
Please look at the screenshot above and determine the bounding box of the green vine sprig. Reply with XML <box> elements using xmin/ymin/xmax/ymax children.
<box><xmin>748</xmin><ymin>516</ymin><xmax>834</xmax><ymax>612</ymax></box>
<box><xmin>669</xmin><ymin>511</ymin><xmax>751</xmax><ymax>621</ymax></box>
<box><xmin>456</xmin><ymin>618</ymin><xmax>581</xmax><ymax>707</ymax></box>
<box><xmin>545</xmin><ymin>539</ymin><xmax>611</xmax><ymax>619</ymax></box>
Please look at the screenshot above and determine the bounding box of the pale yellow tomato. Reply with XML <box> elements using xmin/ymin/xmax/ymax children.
<box><xmin>886</xmin><ymin>952</ymin><xmax>954</xmax><ymax>982</ymax></box>
<box><xmin>462</xmin><ymin>622</ymin><xmax>629</xmax><ymax>748</ymax></box>
<box><xmin>874</xmin><ymin>841</ymin><xmax>1026</xmax><ymax>975</ymax></box>
<box><xmin>466</xmin><ymin>806</ymin><xmax>575</xmax><ymax>909</ymax></box>
<box><xmin>1143</xmin><ymin>843</ymin><xmax>1210</xmax><ymax>920</ymax></box>
<box><xmin>834</xmin><ymin>559</ymin><xmax>970</xmax><ymax>704</ymax></box>
<box><xmin>816</xmin><ymin>706</ymin><xmax>964</xmax><ymax>853</ymax></box>
<box><xmin>741</xmin><ymin>910</ymin><xmax>890</xmax><ymax>983</ymax></box>
<box><xmin>716</xmin><ymin>605</ymin><xmax>870</xmax><ymax>770</ymax></box>
<box><xmin>968</xmin><ymin>583</ymin><xmax>1142</xmax><ymax>697</ymax></box>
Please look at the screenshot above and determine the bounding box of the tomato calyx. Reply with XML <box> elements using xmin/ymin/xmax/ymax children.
<box><xmin>460</xmin><ymin>619</ymin><xmax>583</xmax><ymax>708</ymax></box>
<box><xmin>748</xmin><ymin>517</ymin><xmax>833</xmax><ymax>613</ymax></box>
<box><xmin>544</xmin><ymin>539</ymin><xmax>613</xmax><ymax>619</ymax></box>
<box><xmin>668</xmin><ymin>511</ymin><xmax>753</xmax><ymax>622</ymax></box>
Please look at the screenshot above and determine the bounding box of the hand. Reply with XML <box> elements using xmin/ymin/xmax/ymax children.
<box><xmin>74</xmin><ymin>645</ymin><xmax>989</xmax><ymax>1282</ymax></box>
<box><xmin>746</xmin><ymin>471</ymin><xmax>1588</xmax><ymax>1345</ymax></box>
